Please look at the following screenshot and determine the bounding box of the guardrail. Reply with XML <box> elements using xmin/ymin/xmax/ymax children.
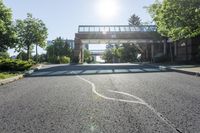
<box><xmin>78</xmin><ymin>25</ymin><xmax>157</xmax><ymax>33</ymax></box>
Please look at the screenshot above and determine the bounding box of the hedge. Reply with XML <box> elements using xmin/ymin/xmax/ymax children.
<box><xmin>0</xmin><ymin>58</ymin><xmax>35</xmax><ymax>71</ymax></box>
<box><xmin>59</xmin><ymin>56</ymin><xmax>70</xmax><ymax>64</ymax></box>
<box><xmin>48</xmin><ymin>56</ymin><xmax>70</xmax><ymax>64</ymax></box>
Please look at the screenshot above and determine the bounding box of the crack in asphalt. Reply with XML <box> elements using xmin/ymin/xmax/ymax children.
<box><xmin>74</xmin><ymin>73</ymin><xmax>182</xmax><ymax>133</ymax></box>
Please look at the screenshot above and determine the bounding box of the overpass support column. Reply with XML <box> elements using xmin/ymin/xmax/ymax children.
<box><xmin>74</xmin><ymin>38</ymin><xmax>84</xmax><ymax>63</ymax></box>
<box><xmin>80</xmin><ymin>47</ymin><xmax>84</xmax><ymax>63</ymax></box>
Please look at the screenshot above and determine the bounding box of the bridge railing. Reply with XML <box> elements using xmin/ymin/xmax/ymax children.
<box><xmin>78</xmin><ymin>25</ymin><xmax>157</xmax><ymax>33</ymax></box>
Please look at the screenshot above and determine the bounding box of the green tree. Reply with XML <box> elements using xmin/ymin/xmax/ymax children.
<box><xmin>46</xmin><ymin>37</ymin><xmax>72</xmax><ymax>63</ymax></box>
<box><xmin>0</xmin><ymin>0</ymin><xmax>17</xmax><ymax>52</ymax></box>
<box><xmin>121</xmin><ymin>44</ymin><xmax>138</xmax><ymax>62</ymax></box>
<box><xmin>102</xmin><ymin>44</ymin><xmax>114</xmax><ymax>63</ymax></box>
<box><xmin>84</xmin><ymin>49</ymin><xmax>92</xmax><ymax>63</ymax></box>
<box><xmin>37</xmin><ymin>54</ymin><xmax>47</xmax><ymax>63</ymax></box>
<box><xmin>112</xmin><ymin>44</ymin><xmax>123</xmax><ymax>63</ymax></box>
<box><xmin>128</xmin><ymin>14</ymin><xmax>141</xmax><ymax>26</ymax></box>
<box><xmin>103</xmin><ymin>43</ymin><xmax>139</xmax><ymax>63</ymax></box>
<box><xmin>0</xmin><ymin>52</ymin><xmax>9</xmax><ymax>58</ymax></box>
<box><xmin>102</xmin><ymin>49</ymin><xmax>114</xmax><ymax>63</ymax></box>
<box><xmin>17</xmin><ymin>51</ymin><xmax>28</xmax><ymax>60</ymax></box>
<box><xmin>34</xmin><ymin>19</ymin><xmax>48</xmax><ymax>62</ymax></box>
<box><xmin>147</xmin><ymin>0</ymin><xmax>200</xmax><ymax>40</ymax></box>
<box><xmin>15</xmin><ymin>13</ymin><xmax>48</xmax><ymax>60</ymax></box>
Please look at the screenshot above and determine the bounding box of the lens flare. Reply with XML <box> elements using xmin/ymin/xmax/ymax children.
<box><xmin>96</xmin><ymin>0</ymin><xmax>119</xmax><ymax>21</ymax></box>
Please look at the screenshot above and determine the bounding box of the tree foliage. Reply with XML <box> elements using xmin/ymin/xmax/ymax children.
<box><xmin>0</xmin><ymin>52</ymin><xmax>9</xmax><ymax>58</ymax></box>
<box><xmin>102</xmin><ymin>44</ymin><xmax>139</xmax><ymax>63</ymax></box>
<box><xmin>47</xmin><ymin>37</ymin><xmax>71</xmax><ymax>57</ymax></box>
<box><xmin>121</xmin><ymin>44</ymin><xmax>138</xmax><ymax>62</ymax></box>
<box><xmin>102</xmin><ymin>44</ymin><xmax>115</xmax><ymax>63</ymax></box>
<box><xmin>0</xmin><ymin>0</ymin><xmax>17</xmax><ymax>52</ymax></box>
<box><xmin>17</xmin><ymin>51</ymin><xmax>28</xmax><ymax>61</ymax></box>
<box><xmin>102</xmin><ymin>49</ymin><xmax>114</xmax><ymax>63</ymax></box>
<box><xmin>46</xmin><ymin>37</ymin><xmax>72</xmax><ymax>63</ymax></box>
<box><xmin>128</xmin><ymin>14</ymin><xmax>141</xmax><ymax>26</ymax></box>
<box><xmin>147</xmin><ymin>0</ymin><xmax>200</xmax><ymax>40</ymax></box>
<box><xmin>15</xmin><ymin>13</ymin><xmax>48</xmax><ymax>60</ymax></box>
<box><xmin>84</xmin><ymin>49</ymin><xmax>93</xmax><ymax>63</ymax></box>
<box><xmin>33</xmin><ymin>54</ymin><xmax>47</xmax><ymax>63</ymax></box>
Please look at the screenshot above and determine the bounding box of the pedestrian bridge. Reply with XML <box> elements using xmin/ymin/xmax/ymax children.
<box><xmin>74</xmin><ymin>25</ymin><xmax>166</xmax><ymax>63</ymax></box>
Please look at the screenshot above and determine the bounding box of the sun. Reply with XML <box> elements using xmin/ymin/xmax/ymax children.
<box><xmin>96</xmin><ymin>0</ymin><xmax>119</xmax><ymax>21</ymax></box>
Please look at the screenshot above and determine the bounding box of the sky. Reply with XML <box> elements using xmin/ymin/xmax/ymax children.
<box><xmin>4</xmin><ymin>0</ymin><xmax>155</xmax><ymax>55</ymax></box>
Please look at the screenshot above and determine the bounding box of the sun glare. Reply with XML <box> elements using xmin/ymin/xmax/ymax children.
<box><xmin>96</xmin><ymin>0</ymin><xmax>119</xmax><ymax>21</ymax></box>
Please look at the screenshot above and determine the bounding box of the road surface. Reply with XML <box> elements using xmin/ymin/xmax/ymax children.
<box><xmin>0</xmin><ymin>64</ymin><xmax>200</xmax><ymax>133</ymax></box>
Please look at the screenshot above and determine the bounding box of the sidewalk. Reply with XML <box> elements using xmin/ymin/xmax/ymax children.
<box><xmin>146</xmin><ymin>63</ymin><xmax>200</xmax><ymax>76</ymax></box>
<box><xmin>168</xmin><ymin>65</ymin><xmax>200</xmax><ymax>76</ymax></box>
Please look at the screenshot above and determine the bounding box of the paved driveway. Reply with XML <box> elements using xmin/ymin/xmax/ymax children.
<box><xmin>0</xmin><ymin>64</ymin><xmax>200</xmax><ymax>133</ymax></box>
<box><xmin>30</xmin><ymin>63</ymin><xmax>165</xmax><ymax>76</ymax></box>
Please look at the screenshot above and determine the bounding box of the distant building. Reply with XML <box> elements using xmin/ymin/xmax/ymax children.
<box><xmin>66</xmin><ymin>39</ymin><xmax>75</xmax><ymax>49</ymax></box>
<box><xmin>47</xmin><ymin>39</ymin><xmax>75</xmax><ymax>49</ymax></box>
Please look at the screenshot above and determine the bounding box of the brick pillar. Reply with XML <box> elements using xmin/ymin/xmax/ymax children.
<box><xmin>74</xmin><ymin>38</ymin><xmax>83</xmax><ymax>63</ymax></box>
<box><xmin>80</xmin><ymin>47</ymin><xmax>84</xmax><ymax>63</ymax></box>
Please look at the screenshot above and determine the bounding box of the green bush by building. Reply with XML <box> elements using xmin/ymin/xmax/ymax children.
<box><xmin>47</xmin><ymin>56</ymin><xmax>70</xmax><ymax>64</ymax></box>
<box><xmin>0</xmin><ymin>58</ymin><xmax>35</xmax><ymax>71</ymax></box>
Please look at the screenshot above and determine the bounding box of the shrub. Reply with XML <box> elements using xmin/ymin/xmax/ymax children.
<box><xmin>47</xmin><ymin>56</ymin><xmax>57</xmax><ymax>64</ymax></box>
<box><xmin>0</xmin><ymin>58</ymin><xmax>35</xmax><ymax>71</ymax></box>
<box><xmin>38</xmin><ymin>54</ymin><xmax>47</xmax><ymax>63</ymax></box>
<box><xmin>153</xmin><ymin>53</ymin><xmax>169</xmax><ymax>63</ymax></box>
<box><xmin>0</xmin><ymin>52</ymin><xmax>10</xmax><ymax>58</ymax></box>
<box><xmin>47</xmin><ymin>56</ymin><xmax>70</xmax><ymax>64</ymax></box>
<box><xmin>72</xmin><ymin>57</ymin><xmax>79</xmax><ymax>63</ymax></box>
<box><xmin>59</xmin><ymin>56</ymin><xmax>70</xmax><ymax>64</ymax></box>
<box><xmin>17</xmin><ymin>51</ymin><xmax>27</xmax><ymax>61</ymax></box>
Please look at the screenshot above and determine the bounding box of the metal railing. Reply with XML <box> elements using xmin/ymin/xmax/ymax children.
<box><xmin>78</xmin><ymin>25</ymin><xmax>157</xmax><ymax>33</ymax></box>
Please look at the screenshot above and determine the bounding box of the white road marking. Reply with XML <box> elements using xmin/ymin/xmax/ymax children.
<box><xmin>108</xmin><ymin>89</ymin><xmax>146</xmax><ymax>103</ymax></box>
<box><xmin>74</xmin><ymin>74</ymin><xmax>181</xmax><ymax>133</ymax></box>
<box><xmin>76</xmin><ymin>75</ymin><xmax>143</xmax><ymax>104</ymax></box>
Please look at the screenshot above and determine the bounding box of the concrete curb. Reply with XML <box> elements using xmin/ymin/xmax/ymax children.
<box><xmin>0</xmin><ymin>64</ymin><xmax>43</xmax><ymax>85</ymax></box>
<box><xmin>24</xmin><ymin>64</ymin><xmax>43</xmax><ymax>76</ymax></box>
<box><xmin>169</xmin><ymin>68</ymin><xmax>200</xmax><ymax>76</ymax></box>
<box><xmin>0</xmin><ymin>74</ymin><xmax>24</xmax><ymax>85</ymax></box>
<box><xmin>145</xmin><ymin>63</ymin><xmax>200</xmax><ymax>77</ymax></box>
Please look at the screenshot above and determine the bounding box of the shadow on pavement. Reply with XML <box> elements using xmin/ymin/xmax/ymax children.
<box><xmin>27</xmin><ymin>64</ymin><xmax>171</xmax><ymax>77</ymax></box>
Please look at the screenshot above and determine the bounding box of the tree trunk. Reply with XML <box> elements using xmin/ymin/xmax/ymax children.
<box><xmin>170</xmin><ymin>43</ymin><xmax>173</xmax><ymax>63</ymax></box>
<box><xmin>185</xmin><ymin>41</ymin><xmax>188</xmax><ymax>61</ymax></box>
<box><xmin>36</xmin><ymin>44</ymin><xmax>38</xmax><ymax>62</ymax></box>
<box><xmin>27</xmin><ymin>45</ymin><xmax>30</xmax><ymax>60</ymax></box>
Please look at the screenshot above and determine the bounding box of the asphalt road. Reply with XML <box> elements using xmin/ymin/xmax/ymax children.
<box><xmin>0</xmin><ymin>64</ymin><xmax>200</xmax><ymax>133</ymax></box>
